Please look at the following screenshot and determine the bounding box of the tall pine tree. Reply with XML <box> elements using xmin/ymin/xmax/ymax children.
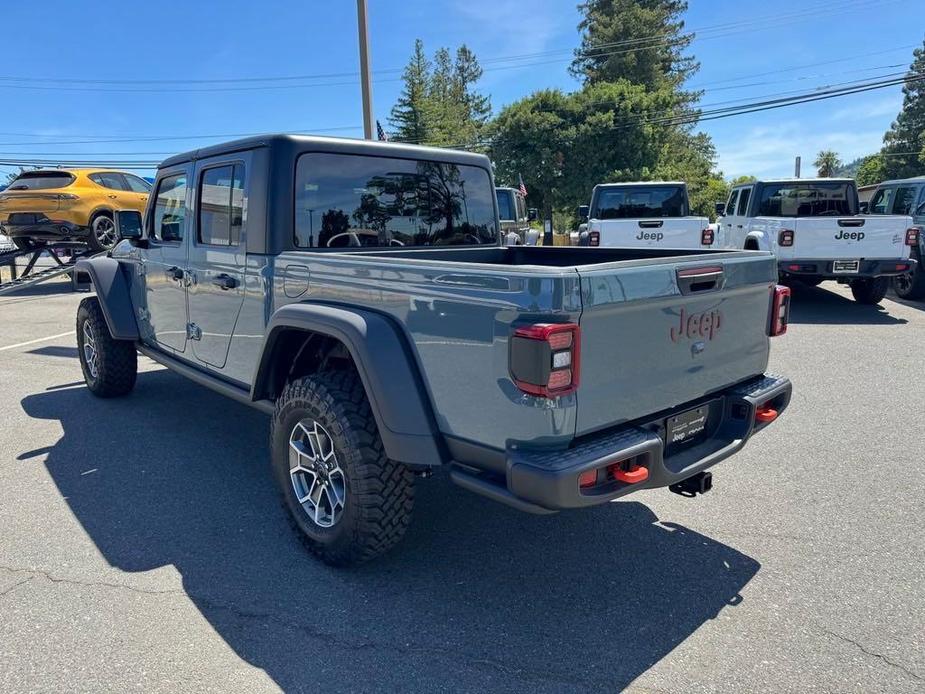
<box><xmin>389</xmin><ymin>40</ymin><xmax>433</xmax><ymax>144</ymax></box>
<box><xmin>881</xmin><ymin>39</ymin><xmax>925</xmax><ymax>180</ymax></box>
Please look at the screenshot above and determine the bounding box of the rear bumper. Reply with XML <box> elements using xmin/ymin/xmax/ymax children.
<box><xmin>1</xmin><ymin>213</ymin><xmax>86</xmax><ymax>241</ymax></box>
<box><xmin>450</xmin><ymin>373</ymin><xmax>792</xmax><ymax>513</ymax></box>
<box><xmin>779</xmin><ymin>258</ymin><xmax>915</xmax><ymax>279</ymax></box>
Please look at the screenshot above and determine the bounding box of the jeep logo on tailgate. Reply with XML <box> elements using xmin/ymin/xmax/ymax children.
<box><xmin>636</xmin><ymin>231</ymin><xmax>664</xmax><ymax>241</ymax></box>
<box><xmin>670</xmin><ymin>307</ymin><xmax>722</xmax><ymax>342</ymax></box>
<box><xmin>835</xmin><ymin>230</ymin><xmax>865</xmax><ymax>241</ymax></box>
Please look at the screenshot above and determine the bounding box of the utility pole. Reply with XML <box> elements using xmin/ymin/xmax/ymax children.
<box><xmin>794</xmin><ymin>156</ymin><xmax>801</xmax><ymax>178</ymax></box>
<box><xmin>356</xmin><ymin>0</ymin><xmax>375</xmax><ymax>140</ymax></box>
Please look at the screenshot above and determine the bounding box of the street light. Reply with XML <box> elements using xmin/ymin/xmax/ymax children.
<box><xmin>356</xmin><ymin>0</ymin><xmax>375</xmax><ymax>140</ymax></box>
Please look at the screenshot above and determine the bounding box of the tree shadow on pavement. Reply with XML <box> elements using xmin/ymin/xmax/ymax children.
<box><xmin>21</xmin><ymin>370</ymin><xmax>760</xmax><ymax>692</ymax></box>
<box><xmin>787</xmin><ymin>282</ymin><xmax>907</xmax><ymax>325</ymax></box>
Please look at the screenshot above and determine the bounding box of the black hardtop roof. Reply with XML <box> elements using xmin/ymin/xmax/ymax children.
<box><xmin>158</xmin><ymin>133</ymin><xmax>492</xmax><ymax>170</ymax></box>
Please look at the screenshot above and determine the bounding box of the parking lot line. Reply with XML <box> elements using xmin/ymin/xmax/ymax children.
<box><xmin>0</xmin><ymin>331</ymin><xmax>74</xmax><ymax>352</ymax></box>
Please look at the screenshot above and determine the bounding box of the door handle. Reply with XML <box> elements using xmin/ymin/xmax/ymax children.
<box><xmin>168</xmin><ymin>266</ymin><xmax>185</xmax><ymax>281</ymax></box>
<box><xmin>737</xmin><ymin>224</ymin><xmax>743</xmax><ymax>228</ymax></box>
<box><xmin>107</xmin><ymin>194</ymin><xmax>118</xmax><ymax>199</ymax></box>
<box><xmin>212</xmin><ymin>273</ymin><xmax>238</xmax><ymax>290</ymax></box>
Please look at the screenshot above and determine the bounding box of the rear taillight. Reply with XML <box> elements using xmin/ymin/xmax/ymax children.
<box><xmin>588</xmin><ymin>230</ymin><xmax>600</xmax><ymax>247</ymax></box>
<box><xmin>905</xmin><ymin>227</ymin><xmax>919</xmax><ymax>246</ymax></box>
<box><xmin>510</xmin><ymin>322</ymin><xmax>580</xmax><ymax>398</ymax></box>
<box><xmin>701</xmin><ymin>228</ymin><xmax>714</xmax><ymax>246</ymax></box>
<box><xmin>778</xmin><ymin>229</ymin><xmax>794</xmax><ymax>247</ymax></box>
<box><xmin>769</xmin><ymin>285</ymin><xmax>790</xmax><ymax>337</ymax></box>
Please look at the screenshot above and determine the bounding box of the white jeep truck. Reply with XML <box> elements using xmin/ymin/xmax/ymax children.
<box><xmin>577</xmin><ymin>181</ymin><xmax>720</xmax><ymax>249</ymax></box>
<box><xmin>718</xmin><ymin>177</ymin><xmax>917</xmax><ymax>304</ymax></box>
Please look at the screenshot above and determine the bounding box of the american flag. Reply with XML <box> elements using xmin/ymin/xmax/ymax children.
<box><xmin>376</xmin><ymin>120</ymin><xmax>389</xmax><ymax>141</ymax></box>
<box><xmin>518</xmin><ymin>174</ymin><xmax>527</xmax><ymax>197</ymax></box>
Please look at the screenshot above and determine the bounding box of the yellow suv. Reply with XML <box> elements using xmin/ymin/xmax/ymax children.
<box><xmin>0</xmin><ymin>168</ymin><xmax>150</xmax><ymax>252</ymax></box>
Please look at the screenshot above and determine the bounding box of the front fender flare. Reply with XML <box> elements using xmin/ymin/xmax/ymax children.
<box><xmin>75</xmin><ymin>257</ymin><xmax>139</xmax><ymax>341</ymax></box>
<box><xmin>253</xmin><ymin>303</ymin><xmax>445</xmax><ymax>467</ymax></box>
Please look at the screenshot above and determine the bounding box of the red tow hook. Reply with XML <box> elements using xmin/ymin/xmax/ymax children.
<box><xmin>755</xmin><ymin>406</ymin><xmax>779</xmax><ymax>424</ymax></box>
<box><xmin>613</xmin><ymin>464</ymin><xmax>649</xmax><ymax>484</ymax></box>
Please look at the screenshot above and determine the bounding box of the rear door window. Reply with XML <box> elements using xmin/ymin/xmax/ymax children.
<box><xmin>737</xmin><ymin>187</ymin><xmax>752</xmax><ymax>216</ymax></box>
<box><xmin>90</xmin><ymin>172</ymin><xmax>129</xmax><ymax>191</ymax></box>
<box><xmin>294</xmin><ymin>153</ymin><xmax>496</xmax><ymax>248</ymax></box>
<box><xmin>892</xmin><ymin>186</ymin><xmax>917</xmax><ymax>215</ymax></box>
<box><xmin>198</xmin><ymin>164</ymin><xmax>245</xmax><ymax>246</ymax></box>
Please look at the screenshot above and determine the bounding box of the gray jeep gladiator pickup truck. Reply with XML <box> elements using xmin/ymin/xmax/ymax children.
<box><xmin>75</xmin><ymin>135</ymin><xmax>792</xmax><ymax>566</ymax></box>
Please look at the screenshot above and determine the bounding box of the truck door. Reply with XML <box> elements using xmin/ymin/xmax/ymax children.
<box><xmin>722</xmin><ymin>189</ymin><xmax>740</xmax><ymax>247</ymax></box>
<box><xmin>143</xmin><ymin>169</ymin><xmax>190</xmax><ymax>354</ymax></box>
<box><xmin>185</xmin><ymin>158</ymin><xmax>247</xmax><ymax>369</ymax></box>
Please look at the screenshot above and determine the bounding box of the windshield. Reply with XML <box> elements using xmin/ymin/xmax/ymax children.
<box><xmin>592</xmin><ymin>185</ymin><xmax>687</xmax><ymax>219</ymax></box>
<box><xmin>6</xmin><ymin>171</ymin><xmax>75</xmax><ymax>190</ymax></box>
<box><xmin>756</xmin><ymin>182</ymin><xmax>857</xmax><ymax>217</ymax></box>
<box><xmin>294</xmin><ymin>153</ymin><xmax>497</xmax><ymax>248</ymax></box>
<box><xmin>496</xmin><ymin>190</ymin><xmax>514</xmax><ymax>221</ymax></box>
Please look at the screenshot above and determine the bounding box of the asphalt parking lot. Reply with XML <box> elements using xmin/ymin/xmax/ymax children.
<box><xmin>0</xmin><ymin>278</ymin><xmax>923</xmax><ymax>693</ymax></box>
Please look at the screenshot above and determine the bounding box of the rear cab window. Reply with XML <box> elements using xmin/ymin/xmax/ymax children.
<box><xmin>5</xmin><ymin>171</ymin><xmax>75</xmax><ymax>190</ymax></box>
<box><xmin>591</xmin><ymin>185</ymin><xmax>687</xmax><ymax>219</ymax></box>
<box><xmin>756</xmin><ymin>181</ymin><xmax>857</xmax><ymax>217</ymax></box>
<box><xmin>294</xmin><ymin>153</ymin><xmax>496</xmax><ymax>248</ymax></box>
<box><xmin>892</xmin><ymin>186</ymin><xmax>918</xmax><ymax>215</ymax></box>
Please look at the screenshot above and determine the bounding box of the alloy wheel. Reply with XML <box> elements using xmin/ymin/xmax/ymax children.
<box><xmin>93</xmin><ymin>216</ymin><xmax>117</xmax><ymax>249</ymax></box>
<box><xmin>289</xmin><ymin>420</ymin><xmax>346</xmax><ymax>528</ymax></box>
<box><xmin>82</xmin><ymin>319</ymin><xmax>99</xmax><ymax>379</ymax></box>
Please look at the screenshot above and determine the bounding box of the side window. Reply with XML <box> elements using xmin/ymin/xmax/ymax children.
<box><xmin>893</xmin><ymin>186</ymin><xmax>917</xmax><ymax>215</ymax></box>
<box><xmin>151</xmin><ymin>173</ymin><xmax>187</xmax><ymax>242</ymax></box>
<box><xmin>916</xmin><ymin>186</ymin><xmax>925</xmax><ymax>216</ymax></box>
<box><xmin>516</xmin><ymin>194</ymin><xmax>527</xmax><ymax>221</ymax></box>
<box><xmin>90</xmin><ymin>172</ymin><xmax>128</xmax><ymax>191</ymax></box>
<box><xmin>198</xmin><ymin>164</ymin><xmax>245</xmax><ymax>246</ymax></box>
<box><xmin>869</xmin><ymin>187</ymin><xmax>894</xmax><ymax>214</ymax></box>
<box><xmin>737</xmin><ymin>187</ymin><xmax>752</xmax><ymax>216</ymax></box>
<box><xmin>726</xmin><ymin>190</ymin><xmax>739</xmax><ymax>215</ymax></box>
<box><xmin>124</xmin><ymin>174</ymin><xmax>152</xmax><ymax>193</ymax></box>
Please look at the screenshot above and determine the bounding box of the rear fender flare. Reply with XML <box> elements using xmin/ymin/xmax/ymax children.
<box><xmin>253</xmin><ymin>303</ymin><xmax>445</xmax><ymax>467</ymax></box>
<box><xmin>745</xmin><ymin>231</ymin><xmax>767</xmax><ymax>251</ymax></box>
<box><xmin>75</xmin><ymin>257</ymin><xmax>140</xmax><ymax>341</ymax></box>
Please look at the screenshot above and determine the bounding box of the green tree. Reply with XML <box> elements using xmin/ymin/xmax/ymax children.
<box><xmin>389</xmin><ymin>41</ymin><xmax>491</xmax><ymax>149</ymax></box>
<box><xmin>388</xmin><ymin>39</ymin><xmax>433</xmax><ymax>144</ymax></box>
<box><xmin>855</xmin><ymin>154</ymin><xmax>886</xmax><ymax>187</ymax></box>
<box><xmin>882</xmin><ymin>39</ymin><xmax>925</xmax><ymax>180</ymax></box>
<box><xmin>570</xmin><ymin>0</ymin><xmax>697</xmax><ymax>93</ymax></box>
<box><xmin>814</xmin><ymin>150</ymin><xmax>842</xmax><ymax>177</ymax></box>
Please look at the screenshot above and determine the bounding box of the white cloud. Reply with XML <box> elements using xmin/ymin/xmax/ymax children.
<box><xmin>714</xmin><ymin>119</ymin><xmax>886</xmax><ymax>179</ymax></box>
<box><xmin>831</xmin><ymin>96</ymin><xmax>902</xmax><ymax>121</ymax></box>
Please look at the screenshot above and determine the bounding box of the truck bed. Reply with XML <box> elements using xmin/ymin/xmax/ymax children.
<box><xmin>273</xmin><ymin>245</ymin><xmax>777</xmax><ymax>451</ymax></box>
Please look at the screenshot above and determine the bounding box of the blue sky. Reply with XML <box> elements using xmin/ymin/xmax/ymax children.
<box><xmin>1</xmin><ymin>0</ymin><xmax>923</xmax><ymax>181</ymax></box>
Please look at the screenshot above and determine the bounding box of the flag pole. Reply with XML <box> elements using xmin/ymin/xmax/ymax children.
<box><xmin>357</xmin><ymin>0</ymin><xmax>375</xmax><ymax>140</ymax></box>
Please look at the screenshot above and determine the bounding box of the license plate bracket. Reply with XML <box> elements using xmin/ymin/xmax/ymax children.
<box><xmin>832</xmin><ymin>259</ymin><xmax>860</xmax><ymax>274</ymax></box>
<box><xmin>666</xmin><ymin>405</ymin><xmax>709</xmax><ymax>448</ymax></box>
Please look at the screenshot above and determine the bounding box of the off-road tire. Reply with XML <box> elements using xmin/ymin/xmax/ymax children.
<box><xmin>850</xmin><ymin>276</ymin><xmax>890</xmax><ymax>305</ymax></box>
<box><xmin>893</xmin><ymin>256</ymin><xmax>925</xmax><ymax>300</ymax></box>
<box><xmin>76</xmin><ymin>297</ymin><xmax>137</xmax><ymax>397</ymax></box>
<box><xmin>270</xmin><ymin>371</ymin><xmax>414</xmax><ymax>566</ymax></box>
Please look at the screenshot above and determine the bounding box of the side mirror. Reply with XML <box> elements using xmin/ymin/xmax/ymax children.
<box><xmin>714</xmin><ymin>202</ymin><xmax>726</xmax><ymax>216</ymax></box>
<box><xmin>859</xmin><ymin>201</ymin><xmax>869</xmax><ymax>214</ymax></box>
<box><xmin>528</xmin><ymin>207</ymin><xmax>538</xmax><ymax>222</ymax></box>
<box><xmin>114</xmin><ymin>210</ymin><xmax>144</xmax><ymax>240</ymax></box>
<box><xmin>577</xmin><ymin>204</ymin><xmax>590</xmax><ymax>220</ymax></box>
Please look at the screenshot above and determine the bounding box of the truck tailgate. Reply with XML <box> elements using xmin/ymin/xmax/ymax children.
<box><xmin>590</xmin><ymin>217</ymin><xmax>709</xmax><ymax>249</ymax></box>
<box><xmin>575</xmin><ymin>252</ymin><xmax>775</xmax><ymax>436</ymax></box>
<box><xmin>772</xmin><ymin>216</ymin><xmax>912</xmax><ymax>260</ymax></box>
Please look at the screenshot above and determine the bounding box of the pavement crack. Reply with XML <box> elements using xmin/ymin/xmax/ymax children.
<box><xmin>0</xmin><ymin>564</ymin><xmax>182</xmax><ymax>597</ymax></box>
<box><xmin>0</xmin><ymin>575</ymin><xmax>35</xmax><ymax>598</ymax></box>
<box><xmin>821</xmin><ymin>627</ymin><xmax>923</xmax><ymax>682</ymax></box>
